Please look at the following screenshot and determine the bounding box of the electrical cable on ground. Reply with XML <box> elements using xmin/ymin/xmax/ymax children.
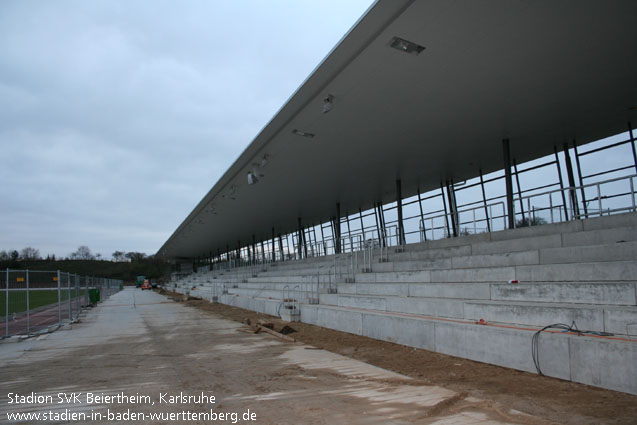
<box><xmin>531</xmin><ymin>321</ymin><xmax>614</xmax><ymax>375</ymax></box>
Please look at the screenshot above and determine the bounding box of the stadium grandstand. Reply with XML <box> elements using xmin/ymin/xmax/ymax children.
<box><xmin>159</xmin><ymin>0</ymin><xmax>637</xmax><ymax>394</ymax></box>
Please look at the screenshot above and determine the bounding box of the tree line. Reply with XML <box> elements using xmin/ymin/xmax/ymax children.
<box><xmin>0</xmin><ymin>246</ymin><xmax>168</xmax><ymax>283</ymax></box>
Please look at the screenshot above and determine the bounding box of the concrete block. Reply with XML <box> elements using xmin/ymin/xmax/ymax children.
<box><xmin>362</xmin><ymin>313</ymin><xmax>435</xmax><ymax>350</ymax></box>
<box><xmin>603</xmin><ymin>308</ymin><xmax>637</xmax><ymax>335</ymax></box>
<box><xmin>540</xmin><ymin>242</ymin><xmax>637</xmax><ymax>264</ymax></box>
<box><xmin>393</xmin><ymin>258</ymin><xmax>452</xmax><ymax>272</ymax></box>
<box><xmin>408</xmin><ymin>283</ymin><xmax>491</xmax><ymax>300</ymax></box>
<box><xmin>374</xmin><ymin>271</ymin><xmax>431</xmax><ymax>283</ymax></box>
<box><xmin>386</xmin><ymin>297</ymin><xmax>464</xmax><ymax>319</ymax></box>
<box><xmin>562</xmin><ymin>227</ymin><xmax>637</xmax><ymax>247</ymax></box>
<box><xmin>431</xmin><ymin>267</ymin><xmax>515</xmax><ymax>283</ymax></box>
<box><xmin>569</xmin><ymin>337</ymin><xmax>637</xmax><ymax>395</ymax></box>
<box><xmin>452</xmin><ymin>251</ymin><xmax>539</xmax><ymax>268</ymax></box>
<box><xmin>472</xmin><ymin>234</ymin><xmax>562</xmax><ymax>255</ymax></box>
<box><xmin>434</xmin><ymin>321</ymin><xmax>570</xmax><ymax>379</ymax></box>
<box><xmin>356</xmin><ymin>283</ymin><xmax>409</xmax><ymax>297</ymax></box>
<box><xmin>300</xmin><ymin>305</ymin><xmax>318</xmax><ymax>325</ymax></box>
<box><xmin>318</xmin><ymin>294</ymin><xmax>339</xmax><ymax>305</ymax></box>
<box><xmin>407</xmin><ymin>244</ymin><xmax>472</xmax><ymax>261</ymax></box>
<box><xmin>317</xmin><ymin>307</ymin><xmax>363</xmax><ymax>335</ymax></box>
<box><xmin>581</xmin><ymin>212</ymin><xmax>637</xmax><ymax>231</ymax></box>
<box><xmin>464</xmin><ymin>301</ymin><xmax>604</xmax><ymax>331</ymax></box>
<box><xmin>338</xmin><ymin>295</ymin><xmax>386</xmax><ymax>311</ymax></box>
<box><xmin>491</xmin><ymin>283</ymin><xmax>636</xmax><ymax>306</ymax></box>
<box><xmin>491</xmin><ymin>219</ymin><xmax>582</xmax><ymax>241</ymax></box>
<box><xmin>516</xmin><ymin>261</ymin><xmax>637</xmax><ymax>282</ymax></box>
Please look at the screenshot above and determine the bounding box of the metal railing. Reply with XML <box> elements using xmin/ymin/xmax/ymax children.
<box><xmin>1</xmin><ymin>269</ymin><xmax>122</xmax><ymax>338</ymax></box>
<box><xmin>518</xmin><ymin>174</ymin><xmax>637</xmax><ymax>225</ymax></box>
<box><xmin>419</xmin><ymin>202</ymin><xmax>506</xmax><ymax>242</ymax></box>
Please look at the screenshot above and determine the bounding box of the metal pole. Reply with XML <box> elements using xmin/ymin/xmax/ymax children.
<box><xmin>297</xmin><ymin>218</ymin><xmax>303</xmax><ymax>259</ymax></box>
<box><xmin>513</xmin><ymin>160</ymin><xmax>525</xmax><ymax>221</ymax></box>
<box><xmin>563</xmin><ymin>142</ymin><xmax>580</xmax><ymax>219</ymax></box>
<box><xmin>26</xmin><ymin>270</ymin><xmax>29</xmax><ymax>333</ymax></box>
<box><xmin>271</xmin><ymin>228</ymin><xmax>276</xmax><ymax>262</ymax></box>
<box><xmin>554</xmin><ymin>146</ymin><xmax>569</xmax><ymax>221</ymax></box>
<box><xmin>396</xmin><ymin>179</ymin><xmax>405</xmax><ymax>245</ymax></box>
<box><xmin>373</xmin><ymin>204</ymin><xmax>382</xmax><ymax>247</ymax></box>
<box><xmin>502</xmin><ymin>138</ymin><xmax>515</xmax><ymax>229</ymax></box>
<box><xmin>377</xmin><ymin>202</ymin><xmax>387</xmax><ymax>247</ymax></box>
<box><xmin>417</xmin><ymin>188</ymin><xmax>426</xmax><ymax>241</ymax></box>
<box><xmin>572</xmin><ymin>140</ymin><xmax>588</xmax><ymax>218</ymax></box>
<box><xmin>68</xmin><ymin>272</ymin><xmax>72</xmax><ymax>320</ymax></box>
<box><xmin>335</xmin><ymin>203</ymin><xmax>342</xmax><ymax>254</ymax></box>
<box><xmin>6</xmin><ymin>268</ymin><xmax>9</xmax><ymax>336</ymax></box>
<box><xmin>445</xmin><ymin>181</ymin><xmax>458</xmax><ymax>237</ymax></box>
<box><xmin>479</xmin><ymin>169</ymin><xmax>491</xmax><ymax>232</ymax></box>
<box><xmin>345</xmin><ymin>213</ymin><xmax>352</xmax><ymax>252</ymax></box>
<box><xmin>440</xmin><ymin>183</ymin><xmax>451</xmax><ymax>237</ymax></box>
<box><xmin>629</xmin><ymin>121</ymin><xmax>637</xmax><ymax>173</ymax></box>
<box><xmin>57</xmin><ymin>270</ymin><xmax>61</xmax><ymax>325</ymax></box>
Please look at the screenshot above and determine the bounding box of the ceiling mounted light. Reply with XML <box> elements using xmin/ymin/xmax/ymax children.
<box><xmin>292</xmin><ymin>129</ymin><xmax>315</xmax><ymax>138</ymax></box>
<box><xmin>247</xmin><ymin>171</ymin><xmax>259</xmax><ymax>185</ymax></box>
<box><xmin>323</xmin><ymin>94</ymin><xmax>334</xmax><ymax>113</ymax></box>
<box><xmin>389</xmin><ymin>36</ymin><xmax>425</xmax><ymax>55</ymax></box>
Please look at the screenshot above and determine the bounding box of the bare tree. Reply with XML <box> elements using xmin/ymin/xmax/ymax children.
<box><xmin>20</xmin><ymin>247</ymin><xmax>41</xmax><ymax>260</ymax></box>
<box><xmin>112</xmin><ymin>251</ymin><xmax>126</xmax><ymax>262</ymax></box>
<box><xmin>70</xmin><ymin>245</ymin><xmax>95</xmax><ymax>260</ymax></box>
<box><xmin>125</xmin><ymin>252</ymin><xmax>147</xmax><ymax>262</ymax></box>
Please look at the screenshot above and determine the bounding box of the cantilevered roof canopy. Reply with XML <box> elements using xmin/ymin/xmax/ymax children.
<box><xmin>158</xmin><ymin>0</ymin><xmax>637</xmax><ymax>259</ymax></box>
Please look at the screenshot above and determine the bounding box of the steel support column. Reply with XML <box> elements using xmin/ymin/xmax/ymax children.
<box><xmin>554</xmin><ymin>146</ymin><xmax>569</xmax><ymax>221</ymax></box>
<box><xmin>479</xmin><ymin>169</ymin><xmax>491</xmax><ymax>232</ymax></box>
<box><xmin>502</xmin><ymin>139</ymin><xmax>515</xmax><ymax>229</ymax></box>
<box><xmin>297</xmin><ymin>217</ymin><xmax>306</xmax><ymax>259</ymax></box>
<box><xmin>573</xmin><ymin>140</ymin><xmax>588</xmax><ymax>218</ymax></box>
<box><xmin>417</xmin><ymin>188</ymin><xmax>426</xmax><ymax>241</ymax></box>
<box><xmin>278</xmin><ymin>234</ymin><xmax>284</xmax><ymax>261</ymax></box>
<box><xmin>563</xmin><ymin>143</ymin><xmax>580</xmax><ymax>218</ymax></box>
<box><xmin>271</xmin><ymin>228</ymin><xmax>276</xmax><ymax>262</ymax></box>
<box><xmin>377</xmin><ymin>202</ymin><xmax>387</xmax><ymax>247</ymax></box>
<box><xmin>629</xmin><ymin>121</ymin><xmax>637</xmax><ymax>173</ymax></box>
<box><xmin>396</xmin><ymin>179</ymin><xmax>405</xmax><ymax>245</ymax></box>
<box><xmin>440</xmin><ymin>183</ymin><xmax>451</xmax><ymax>238</ymax></box>
<box><xmin>334</xmin><ymin>203</ymin><xmax>342</xmax><ymax>254</ymax></box>
<box><xmin>446</xmin><ymin>180</ymin><xmax>458</xmax><ymax>237</ymax></box>
<box><xmin>513</xmin><ymin>160</ymin><xmax>525</xmax><ymax>221</ymax></box>
<box><xmin>373</xmin><ymin>204</ymin><xmax>382</xmax><ymax>247</ymax></box>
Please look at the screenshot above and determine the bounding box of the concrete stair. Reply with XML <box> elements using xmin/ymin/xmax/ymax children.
<box><xmin>171</xmin><ymin>212</ymin><xmax>637</xmax><ymax>395</ymax></box>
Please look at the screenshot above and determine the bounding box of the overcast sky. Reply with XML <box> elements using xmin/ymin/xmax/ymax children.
<box><xmin>0</xmin><ymin>0</ymin><xmax>374</xmax><ymax>258</ymax></box>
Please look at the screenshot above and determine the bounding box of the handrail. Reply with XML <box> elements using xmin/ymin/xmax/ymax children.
<box><xmin>419</xmin><ymin>201</ymin><xmax>505</xmax><ymax>242</ymax></box>
<box><xmin>519</xmin><ymin>174</ymin><xmax>637</xmax><ymax>225</ymax></box>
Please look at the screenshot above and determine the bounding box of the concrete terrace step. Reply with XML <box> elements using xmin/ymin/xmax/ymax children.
<box><xmin>210</xmin><ymin>292</ymin><xmax>637</xmax><ymax>395</ymax></box>
<box><xmin>320</xmin><ymin>294</ymin><xmax>637</xmax><ymax>335</ymax></box>
<box><xmin>207</xmin><ymin>283</ymin><xmax>637</xmax><ymax>335</ymax></box>
<box><xmin>183</xmin><ymin>279</ymin><xmax>637</xmax><ymax>306</ymax></box>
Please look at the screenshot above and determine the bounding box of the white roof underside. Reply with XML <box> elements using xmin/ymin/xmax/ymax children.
<box><xmin>159</xmin><ymin>0</ymin><xmax>637</xmax><ymax>259</ymax></box>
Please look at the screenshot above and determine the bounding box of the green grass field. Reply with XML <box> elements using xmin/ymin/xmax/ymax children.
<box><xmin>0</xmin><ymin>289</ymin><xmax>82</xmax><ymax>316</ymax></box>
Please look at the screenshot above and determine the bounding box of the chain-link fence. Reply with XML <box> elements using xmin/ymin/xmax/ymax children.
<box><xmin>0</xmin><ymin>269</ymin><xmax>123</xmax><ymax>338</ymax></box>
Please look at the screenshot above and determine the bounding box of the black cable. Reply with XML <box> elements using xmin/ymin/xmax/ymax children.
<box><xmin>531</xmin><ymin>321</ymin><xmax>614</xmax><ymax>376</ymax></box>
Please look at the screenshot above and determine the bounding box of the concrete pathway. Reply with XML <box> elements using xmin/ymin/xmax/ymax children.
<box><xmin>0</xmin><ymin>288</ymin><xmax>544</xmax><ymax>424</ymax></box>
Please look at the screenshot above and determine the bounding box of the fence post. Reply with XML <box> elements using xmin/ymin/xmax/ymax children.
<box><xmin>26</xmin><ymin>270</ymin><xmax>30</xmax><ymax>334</ymax></box>
<box><xmin>68</xmin><ymin>272</ymin><xmax>72</xmax><ymax>320</ymax></box>
<box><xmin>57</xmin><ymin>270</ymin><xmax>61</xmax><ymax>325</ymax></box>
<box><xmin>5</xmin><ymin>268</ymin><xmax>9</xmax><ymax>337</ymax></box>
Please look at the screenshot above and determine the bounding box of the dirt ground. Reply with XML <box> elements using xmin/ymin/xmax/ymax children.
<box><xmin>168</xmin><ymin>291</ymin><xmax>637</xmax><ymax>425</ymax></box>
